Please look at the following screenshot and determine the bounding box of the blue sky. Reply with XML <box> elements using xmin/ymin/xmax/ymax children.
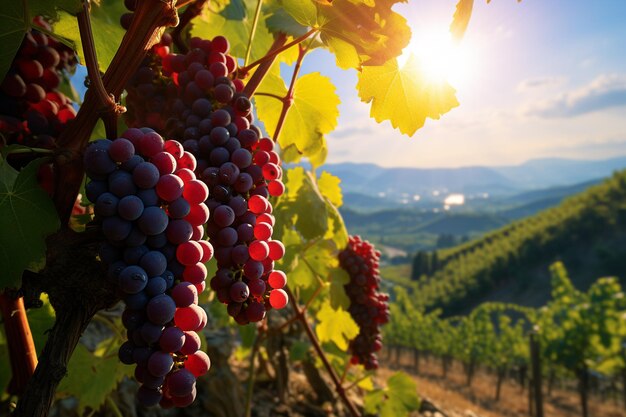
<box><xmin>298</xmin><ymin>0</ymin><xmax>626</xmax><ymax>168</ymax></box>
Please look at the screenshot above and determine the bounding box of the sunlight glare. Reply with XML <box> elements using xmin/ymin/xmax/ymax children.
<box><xmin>399</xmin><ymin>25</ymin><xmax>473</xmax><ymax>90</ymax></box>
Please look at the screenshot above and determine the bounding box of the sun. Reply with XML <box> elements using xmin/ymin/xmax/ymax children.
<box><xmin>399</xmin><ymin>25</ymin><xmax>473</xmax><ymax>89</ymax></box>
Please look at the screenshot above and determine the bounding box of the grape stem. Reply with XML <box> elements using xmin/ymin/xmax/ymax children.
<box><xmin>285</xmin><ymin>286</ymin><xmax>361</xmax><ymax>417</ymax></box>
<box><xmin>172</xmin><ymin>0</ymin><xmax>209</xmax><ymax>53</ymax></box>
<box><xmin>271</xmin><ymin>44</ymin><xmax>307</xmax><ymax>143</ymax></box>
<box><xmin>239</xmin><ymin>28</ymin><xmax>317</xmax><ymax>75</ymax></box>
<box><xmin>76</xmin><ymin>1</ymin><xmax>124</xmax><ymax>124</ymax></box>
<box><xmin>242</xmin><ymin>33</ymin><xmax>287</xmax><ymax>98</ymax></box>
<box><xmin>244</xmin><ymin>0</ymin><xmax>264</xmax><ymax>67</ymax></box>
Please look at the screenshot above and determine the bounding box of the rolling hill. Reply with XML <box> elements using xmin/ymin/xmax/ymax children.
<box><xmin>403</xmin><ymin>170</ymin><xmax>626</xmax><ymax>315</ymax></box>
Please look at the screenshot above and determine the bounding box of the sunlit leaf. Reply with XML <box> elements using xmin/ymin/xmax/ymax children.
<box><xmin>357</xmin><ymin>55</ymin><xmax>459</xmax><ymax>136</ymax></box>
<box><xmin>0</xmin><ymin>158</ymin><xmax>60</xmax><ymax>290</ymax></box>
<box><xmin>315</xmin><ymin>301</ymin><xmax>358</xmax><ymax>350</ymax></box>
<box><xmin>450</xmin><ymin>0</ymin><xmax>474</xmax><ymax>42</ymax></box>
<box><xmin>317</xmin><ymin>171</ymin><xmax>342</xmax><ymax>208</ymax></box>
<box><xmin>279</xmin><ymin>0</ymin><xmax>410</xmax><ymax>68</ymax></box>
<box><xmin>255</xmin><ymin>72</ymin><xmax>339</xmax><ymax>158</ymax></box>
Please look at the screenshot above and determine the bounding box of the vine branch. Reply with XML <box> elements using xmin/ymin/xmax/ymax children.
<box><xmin>285</xmin><ymin>286</ymin><xmax>361</xmax><ymax>417</ymax></box>
<box><xmin>242</xmin><ymin>33</ymin><xmax>287</xmax><ymax>98</ymax></box>
<box><xmin>0</xmin><ymin>294</ymin><xmax>37</xmax><ymax>396</ymax></box>
<box><xmin>239</xmin><ymin>28</ymin><xmax>317</xmax><ymax>75</ymax></box>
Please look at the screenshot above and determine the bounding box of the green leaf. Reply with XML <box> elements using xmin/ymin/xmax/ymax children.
<box><xmin>0</xmin><ymin>158</ymin><xmax>60</xmax><ymax>290</ymax></box>
<box><xmin>29</xmin><ymin>0</ymin><xmax>82</xmax><ymax>18</ymax></box>
<box><xmin>317</xmin><ymin>171</ymin><xmax>342</xmax><ymax>208</ymax></box>
<box><xmin>365</xmin><ymin>372</ymin><xmax>420</xmax><ymax>417</ymax></box>
<box><xmin>0</xmin><ymin>2</ymin><xmax>28</xmax><ymax>83</ymax></box>
<box><xmin>53</xmin><ymin>0</ymin><xmax>126</xmax><ymax>72</ymax></box>
<box><xmin>281</xmin><ymin>0</ymin><xmax>317</xmax><ymax>27</ymax></box>
<box><xmin>289</xmin><ymin>340</ymin><xmax>311</xmax><ymax>361</ymax></box>
<box><xmin>315</xmin><ymin>301</ymin><xmax>358</xmax><ymax>350</ymax></box>
<box><xmin>265</xmin><ymin>7</ymin><xmax>310</xmax><ymax>37</ymax></box>
<box><xmin>357</xmin><ymin>55</ymin><xmax>459</xmax><ymax>136</ymax></box>
<box><xmin>294</xmin><ymin>171</ymin><xmax>329</xmax><ymax>240</ymax></box>
<box><xmin>58</xmin><ymin>344</ymin><xmax>132</xmax><ymax>413</ymax></box>
<box><xmin>256</xmin><ymin>72</ymin><xmax>339</xmax><ymax>160</ymax></box>
<box><xmin>26</xmin><ymin>293</ymin><xmax>56</xmax><ymax>355</ymax></box>
<box><xmin>450</xmin><ymin>0</ymin><xmax>474</xmax><ymax>42</ymax></box>
<box><xmin>329</xmin><ymin>267</ymin><xmax>350</xmax><ymax>310</ymax></box>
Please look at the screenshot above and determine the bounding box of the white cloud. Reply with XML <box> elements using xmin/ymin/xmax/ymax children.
<box><xmin>524</xmin><ymin>74</ymin><xmax>626</xmax><ymax>117</ymax></box>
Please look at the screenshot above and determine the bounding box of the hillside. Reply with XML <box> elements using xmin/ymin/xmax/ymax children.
<box><xmin>409</xmin><ymin>170</ymin><xmax>626</xmax><ymax>314</ymax></box>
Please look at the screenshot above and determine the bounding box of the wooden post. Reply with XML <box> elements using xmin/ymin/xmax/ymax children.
<box><xmin>530</xmin><ymin>332</ymin><xmax>544</xmax><ymax>417</ymax></box>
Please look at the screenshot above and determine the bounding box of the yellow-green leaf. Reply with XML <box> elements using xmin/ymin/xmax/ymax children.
<box><xmin>318</xmin><ymin>171</ymin><xmax>342</xmax><ymax>208</ymax></box>
<box><xmin>450</xmin><ymin>0</ymin><xmax>474</xmax><ymax>42</ymax></box>
<box><xmin>256</xmin><ymin>71</ymin><xmax>339</xmax><ymax>158</ymax></box>
<box><xmin>357</xmin><ymin>55</ymin><xmax>459</xmax><ymax>136</ymax></box>
<box><xmin>315</xmin><ymin>301</ymin><xmax>358</xmax><ymax>350</ymax></box>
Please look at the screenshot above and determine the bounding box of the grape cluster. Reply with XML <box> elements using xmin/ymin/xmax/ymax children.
<box><xmin>84</xmin><ymin>129</ymin><xmax>213</xmax><ymax>407</ymax></box>
<box><xmin>124</xmin><ymin>35</ymin><xmax>289</xmax><ymax>323</ymax></box>
<box><xmin>0</xmin><ymin>17</ymin><xmax>77</xmax><ymax>156</ymax></box>
<box><xmin>338</xmin><ymin>236</ymin><xmax>390</xmax><ymax>370</ymax></box>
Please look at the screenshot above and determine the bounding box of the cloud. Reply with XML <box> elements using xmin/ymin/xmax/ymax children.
<box><xmin>524</xmin><ymin>74</ymin><xmax>626</xmax><ymax>118</ymax></box>
<box><xmin>329</xmin><ymin>126</ymin><xmax>374</xmax><ymax>139</ymax></box>
<box><xmin>517</xmin><ymin>76</ymin><xmax>566</xmax><ymax>92</ymax></box>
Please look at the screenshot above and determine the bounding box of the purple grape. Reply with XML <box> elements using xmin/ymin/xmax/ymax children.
<box><xmin>118</xmin><ymin>195</ymin><xmax>145</xmax><ymax>221</ymax></box>
<box><xmin>138</xmin><ymin>206</ymin><xmax>169</xmax><ymax>235</ymax></box>
<box><xmin>146</xmin><ymin>294</ymin><xmax>176</xmax><ymax>325</ymax></box>
<box><xmin>119</xmin><ymin>265</ymin><xmax>149</xmax><ymax>294</ymax></box>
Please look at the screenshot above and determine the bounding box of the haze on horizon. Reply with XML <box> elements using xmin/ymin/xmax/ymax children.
<box><xmin>300</xmin><ymin>0</ymin><xmax>626</xmax><ymax>169</ymax></box>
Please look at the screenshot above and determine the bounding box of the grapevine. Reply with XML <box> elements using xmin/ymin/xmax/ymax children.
<box><xmin>0</xmin><ymin>1</ymin><xmax>485</xmax><ymax>417</ymax></box>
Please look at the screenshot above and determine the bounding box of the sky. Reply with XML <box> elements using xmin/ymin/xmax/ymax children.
<box><xmin>298</xmin><ymin>0</ymin><xmax>626</xmax><ymax>168</ymax></box>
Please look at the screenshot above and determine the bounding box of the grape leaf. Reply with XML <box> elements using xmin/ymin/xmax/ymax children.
<box><xmin>26</xmin><ymin>293</ymin><xmax>56</xmax><ymax>355</ymax></box>
<box><xmin>53</xmin><ymin>0</ymin><xmax>126</xmax><ymax>72</ymax></box>
<box><xmin>329</xmin><ymin>266</ymin><xmax>350</xmax><ymax>310</ymax></box>
<box><xmin>0</xmin><ymin>158</ymin><xmax>60</xmax><ymax>290</ymax></box>
<box><xmin>58</xmin><ymin>343</ymin><xmax>132</xmax><ymax>413</ymax></box>
<box><xmin>279</xmin><ymin>0</ymin><xmax>411</xmax><ymax>68</ymax></box>
<box><xmin>317</xmin><ymin>171</ymin><xmax>342</xmax><ymax>208</ymax></box>
<box><xmin>255</xmin><ymin>71</ymin><xmax>339</xmax><ymax>158</ymax></box>
<box><xmin>315</xmin><ymin>301</ymin><xmax>358</xmax><ymax>350</ymax></box>
<box><xmin>0</xmin><ymin>2</ymin><xmax>28</xmax><ymax>83</ymax></box>
<box><xmin>364</xmin><ymin>372</ymin><xmax>420</xmax><ymax>417</ymax></box>
<box><xmin>357</xmin><ymin>55</ymin><xmax>459</xmax><ymax>136</ymax></box>
<box><xmin>450</xmin><ymin>0</ymin><xmax>474</xmax><ymax>42</ymax></box>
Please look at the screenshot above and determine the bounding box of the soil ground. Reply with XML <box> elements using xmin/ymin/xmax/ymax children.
<box><xmin>378</xmin><ymin>349</ymin><xmax>626</xmax><ymax>417</ymax></box>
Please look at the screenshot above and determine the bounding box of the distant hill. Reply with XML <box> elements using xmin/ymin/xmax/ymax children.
<box><xmin>323</xmin><ymin>157</ymin><xmax>626</xmax><ymax>211</ymax></box>
<box><xmin>493</xmin><ymin>157</ymin><xmax>626</xmax><ymax>189</ymax></box>
<box><xmin>407</xmin><ymin>170</ymin><xmax>626</xmax><ymax>315</ymax></box>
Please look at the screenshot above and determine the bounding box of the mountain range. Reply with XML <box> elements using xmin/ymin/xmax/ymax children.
<box><xmin>321</xmin><ymin>156</ymin><xmax>626</xmax><ymax>210</ymax></box>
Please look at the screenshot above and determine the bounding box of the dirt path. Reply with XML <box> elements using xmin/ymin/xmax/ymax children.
<box><xmin>377</xmin><ymin>350</ymin><xmax>626</xmax><ymax>417</ymax></box>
